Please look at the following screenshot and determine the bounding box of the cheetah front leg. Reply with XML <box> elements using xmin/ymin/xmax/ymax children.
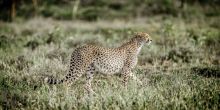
<box><xmin>122</xmin><ymin>55</ymin><xmax>140</xmax><ymax>86</ymax></box>
<box><xmin>122</xmin><ymin>67</ymin><xmax>131</xmax><ymax>86</ymax></box>
<box><xmin>122</xmin><ymin>68</ymin><xmax>142</xmax><ymax>86</ymax></box>
<box><xmin>129</xmin><ymin>72</ymin><xmax>142</xmax><ymax>86</ymax></box>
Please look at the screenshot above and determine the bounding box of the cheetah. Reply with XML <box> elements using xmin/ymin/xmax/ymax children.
<box><xmin>45</xmin><ymin>32</ymin><xmax>152</xmax><ymax>93</ymax></box>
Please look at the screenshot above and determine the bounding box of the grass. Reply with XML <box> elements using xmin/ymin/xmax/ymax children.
<box><xmin>0</xmin><ymin>15</ymin><xmax>220</xmax><ymax>109</ymax></box>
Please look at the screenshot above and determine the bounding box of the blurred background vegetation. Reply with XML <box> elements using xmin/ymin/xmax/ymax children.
<box><xmin>0</xmin><ymin>0</ymin><xmax>220</xmax><ymax>109</ymax></box>
<box><xmin>0</xmin><ymin>0</ymin><xmax>220</xmax><ymax>21</ymax></box>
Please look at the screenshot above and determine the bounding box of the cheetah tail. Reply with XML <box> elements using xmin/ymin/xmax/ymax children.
<box><xmin>44</xmin><ymin>77</ymin><xmax>64</xmax><ymax>84</ymax></box>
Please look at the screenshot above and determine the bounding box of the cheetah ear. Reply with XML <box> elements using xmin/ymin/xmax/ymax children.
<box><xmin>134</xmin><ymin>32</ymin><xmax>141</xmax><ymax>36</ymax></box>
<box><xmin>132</xmin><ymin>32</ymin><xmax>143</xmax><ymax>42</ymax></box>
<box><xmin>134</xmin><ymin>32</ymin><xmax>138</xmax><ymax>35</ymax></box>
<box><xmin>135</xmin><ymin>32</ymin><xmax>143</xmax><ymax>38</ymax></box>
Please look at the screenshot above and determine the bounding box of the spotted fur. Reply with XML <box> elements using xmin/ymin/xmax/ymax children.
<box><xmin>45</xmin><ymin>32</ymin><xmax>152</xmax><ymax>93</ymax></box>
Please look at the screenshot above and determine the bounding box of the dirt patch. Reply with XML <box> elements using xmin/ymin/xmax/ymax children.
<box><xmin>24</xmin><ymin>40</ymin><xmax>40</xmax><ymax>50</ymax></box>
<box><xmin>168</xmin><ymin>47</ymin><xmax>193</xmax><ymax>63</ymax></box>
<box><xmin>0</xmin><ymin>35</ymin><xmax>14</xmax><ymax>49</ymax></box>
<box><xmin>191</xmin><ymin>66</ymin><xmax>220</xmax><ymax>78</ymax></box>
<box><xmin>0</xmin><ymin>77</ymin><xmax>28</xmax><ymax>109</ymax></box>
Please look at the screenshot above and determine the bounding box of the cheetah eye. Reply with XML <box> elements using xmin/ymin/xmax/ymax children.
<box><xmin>147</xmin><ymin>38</ymin><xmax>152</xmax><ymax>43</ymax></box>
<box><xmin>146</xmin><ymin>38</ymin><xmax>149</xmax><ymax>42</ymax></box>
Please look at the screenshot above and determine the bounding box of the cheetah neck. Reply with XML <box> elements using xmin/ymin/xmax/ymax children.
<box><xmin>136</xmin><ymin>43</ymin><xmax>144</xmax><ymax>54</ymax></box>
<box><xmin>119</xmin><ymin>40</ymin><xmax>144</xmax><ymax>54</ymax></box>
<box><xmin>120</xmin><ymin>39</ymin><xmax>135</xmax><ymax>48</ymax></box>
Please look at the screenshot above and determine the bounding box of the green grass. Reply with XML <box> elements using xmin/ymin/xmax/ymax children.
<box><xmin>0</xmin><ymin>15</ymin><xmax>220</xmax><ymax>109</ymax></box>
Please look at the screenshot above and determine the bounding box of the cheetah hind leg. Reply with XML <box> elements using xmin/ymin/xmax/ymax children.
<box><xmin>63</xmin><ymin>66</ymin><xmax>86</xmax><ymax>87</ymax></box>
<box><xmin>63</xmin><ymin>73</ymin><xmax>83</xmax><ymax>87</ymax></box>
<box><xmin>85</xmin><ymin>63</ymin><xmax>96</xmax><ymax>95</ymax></box>
<box><xmin>122</xmin><ymin>68</ymin><xmax>130</xmax><ymax>87</ymax></box>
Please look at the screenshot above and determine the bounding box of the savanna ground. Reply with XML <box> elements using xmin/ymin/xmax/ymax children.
<box><xmin>0</xmin><ymin>0</ymin><xmax>220</xmax><ymax>110</ymax></box>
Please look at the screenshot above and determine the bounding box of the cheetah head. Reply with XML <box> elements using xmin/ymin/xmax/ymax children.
<box><xmin>133</xmin><ymin>32</ymin><xmax>152</xmax><ymax>45</ymax></box>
